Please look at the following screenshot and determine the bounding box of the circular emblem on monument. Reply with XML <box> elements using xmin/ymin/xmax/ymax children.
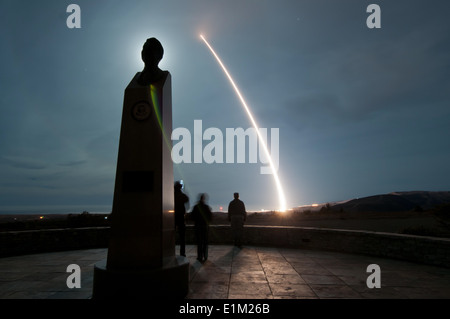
<box><xmin>131</xmin><ymin>101</ymin><xmax>152</xmax><ymax>121</ymax></box>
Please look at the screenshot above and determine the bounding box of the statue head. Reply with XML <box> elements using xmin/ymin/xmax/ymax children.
<box><xmin>141</xmin><ymin>37</ymin><xmax>164</xmax><ymax>68</ymax></box>
<box><xmin>138</xmin><ymin>38</ymin><xmax>164</xmax><ymax>85</ymax></box>
<box><xmin>138</xmin><ymin>37</ymin><xmax>165</xmax><ymax>85</ymax></box>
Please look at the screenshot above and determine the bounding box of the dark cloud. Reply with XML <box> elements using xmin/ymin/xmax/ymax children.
<box><xmin>0</xmin><ymin>156</ymin><xmax>47</xmax><ymax>170</ymax></box>
<box><xmin>57</xmin><ymin>160</ymin><xmax>87</xmax><ymax>167</ymax></box>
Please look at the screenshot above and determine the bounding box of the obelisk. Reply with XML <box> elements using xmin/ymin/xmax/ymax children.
<box><xmin>92</xmin><ymin>38</ymin><xmax>189</xmax><ymax>299</ymax></box>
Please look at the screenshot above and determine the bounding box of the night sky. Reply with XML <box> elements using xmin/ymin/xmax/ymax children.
<box><xmin>1</xmin><ymin>0</ymin><xmax>450</xmax><ymax>213</ymax></box>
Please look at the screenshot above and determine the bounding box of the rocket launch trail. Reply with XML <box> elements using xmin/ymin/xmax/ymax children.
<box><xmin>200</xmin><ymin>34</ymin><xmax>287</xmax><ymax>212</ymax></box>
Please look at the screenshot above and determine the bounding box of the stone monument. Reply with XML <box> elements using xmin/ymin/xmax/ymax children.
<box><xmin>92</xmin><ymin>38</ymin><xmax>189</xmax><ymax>299</ymax></box>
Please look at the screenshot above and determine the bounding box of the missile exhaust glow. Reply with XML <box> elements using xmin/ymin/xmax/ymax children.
<box><xmin>200</xmin><ymin>34</ymin><xmax>287</xmax><ymax>212</ymax></box>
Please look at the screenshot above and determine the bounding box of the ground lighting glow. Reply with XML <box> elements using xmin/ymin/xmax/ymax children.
<box><xmin>200</xmin><ymin>34</ymin><xmax>287</xmax><ymax>212</ymax></box>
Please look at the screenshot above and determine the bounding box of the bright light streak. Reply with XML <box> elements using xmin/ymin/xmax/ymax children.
<box><xmin>200</xmin><ymin>34</ymin><xmax>287</xmax><ymax>212</ymax></box>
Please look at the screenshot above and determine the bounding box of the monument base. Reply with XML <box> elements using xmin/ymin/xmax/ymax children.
<box><xmin>92</xmin><ymin>256</ymin><xmax>189</xmax><ymax>299</ymax></box>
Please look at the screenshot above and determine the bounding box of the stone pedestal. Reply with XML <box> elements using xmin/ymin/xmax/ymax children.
<box><xmin>92</xmin><ymin>71</ymin><xmax>189</xmax><ymax>299</ymax></box>
<box><xmin>92</xmin><ymin>257</ymin><xmax>189</xmax><ymax>299</ymax></box>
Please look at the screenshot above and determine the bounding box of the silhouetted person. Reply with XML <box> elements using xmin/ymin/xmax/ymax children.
<box><xmin>138</xmin><ymin>37</ymin><xmax>166</xmax><ymax>85</ymax></box>
<box><xmin>228</xmin><ymin>192</ymin><xmax>247</xmax><ymax>248</ymax></box>
<box><xmin>191</xmin><ymin>193</ymin><xmax>212</xmax><ymax>262</ymax></box>
<box><xmin>174</xmin><ymin>181</ymin><xmax>189</xmax><ymax>257</ymax></box>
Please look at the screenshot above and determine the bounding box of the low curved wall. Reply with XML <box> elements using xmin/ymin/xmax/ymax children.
<box><xmin>1</xmin><ymin>225</ymin><xmax>450</xmax><ymax>268</ymax></box>
<box><xmin>184</xmin><ymin>225</ymin><xmax>450</xmax><ymax>268</ymax></box>
<box><xmin>0</xmin><ymin>227</ymin><xmax>110</xmax><ymax>257</ymax></box>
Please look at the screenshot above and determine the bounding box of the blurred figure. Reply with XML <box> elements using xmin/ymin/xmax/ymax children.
<box><xmin>228</xmin><ymin>192</ymin><xmax>247</xmax><ymax>248</ymax></box>
<box><xmin>191</xmin><ymin>193</ymin><xmax>212</xmax><ymax>262</ymax></box>
<box><xmin>174</xmin><ymin>181</ymin><xmax>189</xmax><ymax>257</ymax></box>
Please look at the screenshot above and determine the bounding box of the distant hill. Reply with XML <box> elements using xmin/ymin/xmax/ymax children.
<box><xmin>331</xmin><ymin>191</ymin><xmax>450</xmax><ymax>213</ymax></box>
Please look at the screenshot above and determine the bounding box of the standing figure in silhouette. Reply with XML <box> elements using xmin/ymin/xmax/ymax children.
<box><xmin>228</xmin><ymin>192</ymin><xmax>247</xmax><ymax>248</ymax></box>
<box><xmin>174</xmin><ymin>181</ymin><xmax>189</xmax><ymax>257</ymax></box>
<box><xmin>191</xmin><ymin>193</ymin><xmax>212</xmax><ymax>262</ymax></box>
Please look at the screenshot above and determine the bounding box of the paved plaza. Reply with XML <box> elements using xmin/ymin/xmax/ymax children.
<box><xmin>1</xmin><ymin>245</ymin><xmax>450</xmax><ymax>299</ymax></box>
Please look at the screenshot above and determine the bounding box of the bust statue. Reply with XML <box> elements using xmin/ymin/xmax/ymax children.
<box><xmin>138</xmin><ymin>37</ymin><xmax>166</xmax><ymax>85</ymax></box>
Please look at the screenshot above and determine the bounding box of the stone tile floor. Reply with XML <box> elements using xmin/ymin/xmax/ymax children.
<box><xmin>1</xmin><ymin>245</ymin><xmax>450</xmax><ymax>299</ymax></box>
